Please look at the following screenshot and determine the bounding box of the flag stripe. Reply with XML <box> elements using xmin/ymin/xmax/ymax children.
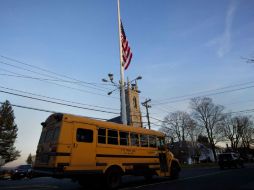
<box><xmin>121</xmin><ymin>21</ymin><xmax>132</xmax><ymax>70</ymax></box>
<box><xmin>124</xmin><ymin>53</ymin><xmax>132</xmax><ymax>70</ymax></box>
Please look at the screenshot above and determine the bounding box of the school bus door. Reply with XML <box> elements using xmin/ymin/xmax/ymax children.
<box><xmin>70</xmin><ymin>123</ymin><xmax>96</xmax><ymax>169</ymax></box>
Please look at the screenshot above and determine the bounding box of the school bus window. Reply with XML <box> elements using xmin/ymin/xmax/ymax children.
<box><xmin>120</xmin><ymin>131</ymin><xmax>129</xmax><ymax>146</ymax></box>
<box><xmin>108</xmin><ymin>129</ymin><xmax>118</xmax><ymax>145</ymax></box>
<box><xmin>140</xmin><ymin>134</ymin><xmax>148</xmax><ymax>147</ymax></box>
<box><xmin>130</xmin><ymin>133</ymin><xmax>139</xmax><ymax>146</ymax></box>
<box><xmin>45</xmin><ymin>130</ymin><xmax>53</xmax><ymax>143</ymax></box>
<box><xmin>52</xmin><ymin>127</ymin><xmax>60</xmax><ymax>142</ymax></box>
<box><xmin>156</xmin><ymin>137</ymin><xmax>160</xmax><ymax>147</ymax></box>
<box><xmin>157</xmin><ymin>137</ymin><xmax>165</xmax><ymax>150</ymax></box>
<box><xmin>98</xmin><ymin>128</ymin><xmax>106</xmax><ymax>144</ymax></box>
<box><xmin>76</xmin><ymin>128</ymin><xmax>93</xmax><ymax>143</ymax></box>
<box><xmin>149</xmin><ymin>136</ymin><xmax>156</xmax><ymax>148</ymax></box>
<box><xmin>39</xmin><ymin>131</ymin><xmax>46</xmax><ymax>144</ymax></box>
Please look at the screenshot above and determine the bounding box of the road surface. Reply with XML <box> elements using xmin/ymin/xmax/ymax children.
<box><xmin>0</xmin><ymin>164</ymin><xmax>253</xmax><ymax>190</ymax></box>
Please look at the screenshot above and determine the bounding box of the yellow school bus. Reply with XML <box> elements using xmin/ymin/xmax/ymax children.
<box><xmin>34</xmin><ymin>113</ymin><xmax>180</xmax><ymax>189</ymax></box>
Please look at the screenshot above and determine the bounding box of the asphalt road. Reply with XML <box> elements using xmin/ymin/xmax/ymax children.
<box><xmin>0</xmin><ymin>164</ymin><xmax>254</xmax><ymax>190</ymax></box>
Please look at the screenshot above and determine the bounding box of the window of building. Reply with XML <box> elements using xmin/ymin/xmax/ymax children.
<box><xmin>140</xmin><ymin>134</ymin><xmax>148</xmax><ymax>147</ymax></box>
<box><xmin>130</xmin><ymin>133</ymin><xmax>139</xmax><ymax>146</ymax></box>
<box><xmin>98</xmin><ymin>128</ymin><xmax>106</xmax><ymax>144</ymax></box>
<box><xmin>76</xmin><ymin>128</ymin><xmax>93</xmax><ymax>143</ymax></box>
<box><xmin>108</xmin><ymin>129</ymin><xmax>118</xmax><ymax>145</ymax></box>
<box><xmin>120</xmin><ymin>131</ymin><xmax>129</xmax><ymax>146</ymax></box>
<box><xmin>149</xmin><ymin>136</ymin><xmax>157</xmax><ymax>148</ymax></box>
<box><xmin>133</xmin><ymin>97</ymin><xmax>137</xmax><ymax>109</ymax></box>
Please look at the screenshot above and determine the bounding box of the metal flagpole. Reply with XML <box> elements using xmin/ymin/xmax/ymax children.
<box><xmin>117</xmin><ymin>0</ymin><xmax>127</xmax><ymax>125</ymax></box>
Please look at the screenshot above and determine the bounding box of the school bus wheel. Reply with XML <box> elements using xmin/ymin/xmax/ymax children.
<box><xmin>78</xmin><ymin>176</ymin><xmax>94</xmax><ymax>188</ymax></box>
<box><xmin>170</xmin><ymin>161</ymin><xmax>180</xmax><ymax>179</ymax></box>
<box><xmin>104</xmin><ymin>166</ymin><xmax>123</xmax><ymax>189</ymax></box>
<box><xmin>144</xmin><ymin>174</ymin><xmax>153</xmax><ymax>181</ymax></box>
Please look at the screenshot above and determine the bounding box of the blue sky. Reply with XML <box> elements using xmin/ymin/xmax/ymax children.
<box><xmin>0</xmin><ymin>0</ymin><xmax>254</xmax><ymax>166</ymax></box>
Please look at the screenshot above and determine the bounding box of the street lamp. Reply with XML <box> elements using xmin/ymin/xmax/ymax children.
<box><xmin>102</xmin><ymin>74</ymin><xmax>142</xmax><ymax>95</ymax></box>
<box><xmin>108</xmin><ymin>73</ymin><xmax>114</xmax><ymax>82</ymax></box>
<box><xmin>102</xmin><ymin>73</ymin><xmax>142</xmax><ymax>125</ymax></box>
<box><xmin>102</xmin><ymin>73</ymin><xmax>118</xmax><ymax>86</ymax></box>
<box><xmin>102</xmin><ymin>78</ymin><xmax>108</xmax><ymax>83</ymax></box>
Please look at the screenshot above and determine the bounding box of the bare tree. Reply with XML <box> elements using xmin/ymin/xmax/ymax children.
<box><xmin>223</xmin><ymin>114</ymin><xmax>242</xmax><ymax>150</ymax></box>
<box><xmin>161</xmin><ymin>111</ymin><xmax>195</xmax><ymax>143</ymax></box>
<box><xmin>240</xmin><ymin>116</ymin><xmax>254</xmax><ymax>149</ymax></box>
<box><xmin>188</xmin><ymin>119</ymin><xmax>201</xmax><ymax>147</ymax></box>
<box><xmin>190</xmin><ymin>97</ymin><xmax>225</xmax><ymax>161</ymax></box>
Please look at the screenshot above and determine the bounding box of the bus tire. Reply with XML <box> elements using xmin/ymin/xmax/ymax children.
<box><xmin>144</xmin><ymin>174</ymin><xmax>153</xmax><ymax>181</ymax></box>
<box><xmin>170</xmin><ymin>161</ymin><xmax>180</xmax><ymax>180</ymax></box>
<box><xmin>78</xmin><ymin>176</ymin><xmax>94</xmax><ymax>188</ymax></box>
<box><xmin>104</xmin><ymin>167</ymin><xmax>122</xmax><ymax>189</ymax></box>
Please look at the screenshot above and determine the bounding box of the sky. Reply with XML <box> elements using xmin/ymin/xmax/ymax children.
<box><xmin>0</xmin><ymin>0</ymin><xmax>253</xmax><ymax>166</ymax></box>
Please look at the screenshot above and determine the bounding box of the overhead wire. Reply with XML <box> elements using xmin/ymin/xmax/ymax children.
<box><xmin>0</xmin><ymin>90</ymin><xmax>119</xmax><ymax>115</ymax></box>
<box><xmin>0</xmin><ymin>67</ymin><xmax>119</xmax><ymax>99</ymax></box>
<box><xmin>0</xmin><ymin>54</ymin><xmax>110</xmax><ymax>90</ymax></box>
<box><xmin>0</xmin><ymin>60</ymin><xmax>110</xmax><ymax>92</ymax></box>
<box><xmin>152</xmin><ymin>80</ymin><xmax>254</xmax><ymax>105</ymax></box>
<box><xmin>0</xmin><ymin>85</ymin><xmax>119</xmax><ymax>111</ymax></box>
<box><xmin>152</xmin><ymin>85</ymin><xmax>254</xmax><ymax>106</ymax></box>
<box><xmin>0</xmin><ymin>101</ymin><xmax>109</xmax><ymax>121</ymax></box>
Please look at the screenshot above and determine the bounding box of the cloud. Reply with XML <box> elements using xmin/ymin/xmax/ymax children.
<box><xmin>207</xmin><ymin>0</ymin><xmax>238</xmax><ymax>57</ymax></box>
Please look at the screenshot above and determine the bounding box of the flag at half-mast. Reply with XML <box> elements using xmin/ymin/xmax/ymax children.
<box><xmin>121</xmin><ymin>21</ymin><xmax>133</xmax><ymax>70</ymax></box>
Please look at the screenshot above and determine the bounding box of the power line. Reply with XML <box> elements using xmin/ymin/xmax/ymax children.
<box><xmin>0</xmin><ymin>71</ymin><xmax>105</xmax><ymax>86</ymax></box>
<box><xmin>0</xmin><ymin>73</ymin><xmax>89</xmax><ymax>84</ymax></box>
<box><xmin>0</xmin><ymin>54</ymin><xmax>109</xmax><ymax>90</ymax></box>
<box><xmin>0</xmin><ymin>61</ymin><xmax>109</xmax><ymax>91</ymax></box>
<box><xmin>0</xmin><ymin>101</ymin><xmax>109</xmax><ymax>121</ymax></box>
<box><xmin>150</xmin><ymin>116</ymin><xmax>164</xmax><ymax>123</ymax></box>
<box><xmin>227</xmin><ymin>108</ymin><xmax>254</xmax><ymax>114</ymax></box>
<box><xmin>0</xmin><ymin>90</ymin><xmax>119</xmax><ymax>115</ymax></box>
<box><xmin>152</xmin><ymin>80</ymin><xmax>254</xmax><ymax>105</ymax></box>
<box><xmin>0</xmin><ymin>85</ymin><xmax>119</xmax><ymax>111</ymax></box>
<box><xmin>0</xmin><ymin>67</ymin><xmax>119</xmax><ymax>99</ymax></box>
<box><xmin>149</xmin><ymin>109</ymin><xmax>254</xmax><ymax>127</ymax></box>
<box><xmin>152</xmin><ymin>85</ymin><xmax>254</xmax><ymax>106</ymax></box>
<box><xmin>0</xmin><ymin>60</ymin><xmax>109</xmax><ymax>92</ymax></box>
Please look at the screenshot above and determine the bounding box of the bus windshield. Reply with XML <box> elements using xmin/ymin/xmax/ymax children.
<box><xmin>157</xmin><ymin>137</ymin><xmax>166</xmax><ymax>150</ymax></box>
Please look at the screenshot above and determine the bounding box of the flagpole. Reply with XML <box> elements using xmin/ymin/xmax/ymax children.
<box><xmin>117</xmin><ymin>0</ymin><xmax>127</xmax><ymax>125</ymax></box>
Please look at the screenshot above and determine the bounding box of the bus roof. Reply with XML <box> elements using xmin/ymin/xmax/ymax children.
<box><xmin>47</xmin><ymin>113</ymin><xmax>164</xmax><ymax>137</ymax></box>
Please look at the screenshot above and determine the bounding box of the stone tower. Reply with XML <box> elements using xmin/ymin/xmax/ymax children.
<box><xmin>125</xmin><ymin>79</ymin><xmax>143</xmax><ymax>127</ymax></box>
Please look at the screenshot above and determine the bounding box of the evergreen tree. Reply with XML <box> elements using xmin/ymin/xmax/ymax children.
<box><xmin>0</xmin><ymin>100</ymin><xmax>20</xmax><ymax>165</ymax></box>
<box><xmin>26</xmin><ymin>153</ymin><xmax>32</xmax><ymax>164</ymax></box>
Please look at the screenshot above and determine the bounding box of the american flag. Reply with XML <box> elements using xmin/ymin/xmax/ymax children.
<box><xmin>121</xmin><ymin>21</ymin><xmax>133</xmax><ymax>70</ymax></box>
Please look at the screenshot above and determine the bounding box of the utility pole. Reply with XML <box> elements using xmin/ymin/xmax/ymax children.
<box><xmin>142</xmin><ymin>99</ymin><xmax>151</xmax><ymax>129</ymax></box>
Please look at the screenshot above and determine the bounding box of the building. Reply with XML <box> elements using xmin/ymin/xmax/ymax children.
<box><xmin>108</xmin><ymin>79</ymin><xmax>143</xmax><ymax>128</ymax></box>
<box><xmin>125</xmin><ymin>79</ymin><xmax>143</xmax><ymax>127</ymax></box>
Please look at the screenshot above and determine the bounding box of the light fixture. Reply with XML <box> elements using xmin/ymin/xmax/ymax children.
<box><xmin>136</xmin><ymin>76</ymin><xmax>142</xmax><ymax>80</ymax></box>
<box><xmin>108</xmin><ymin>73</ymin><xmax>114</xmax><ymax>82</ymax></box>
